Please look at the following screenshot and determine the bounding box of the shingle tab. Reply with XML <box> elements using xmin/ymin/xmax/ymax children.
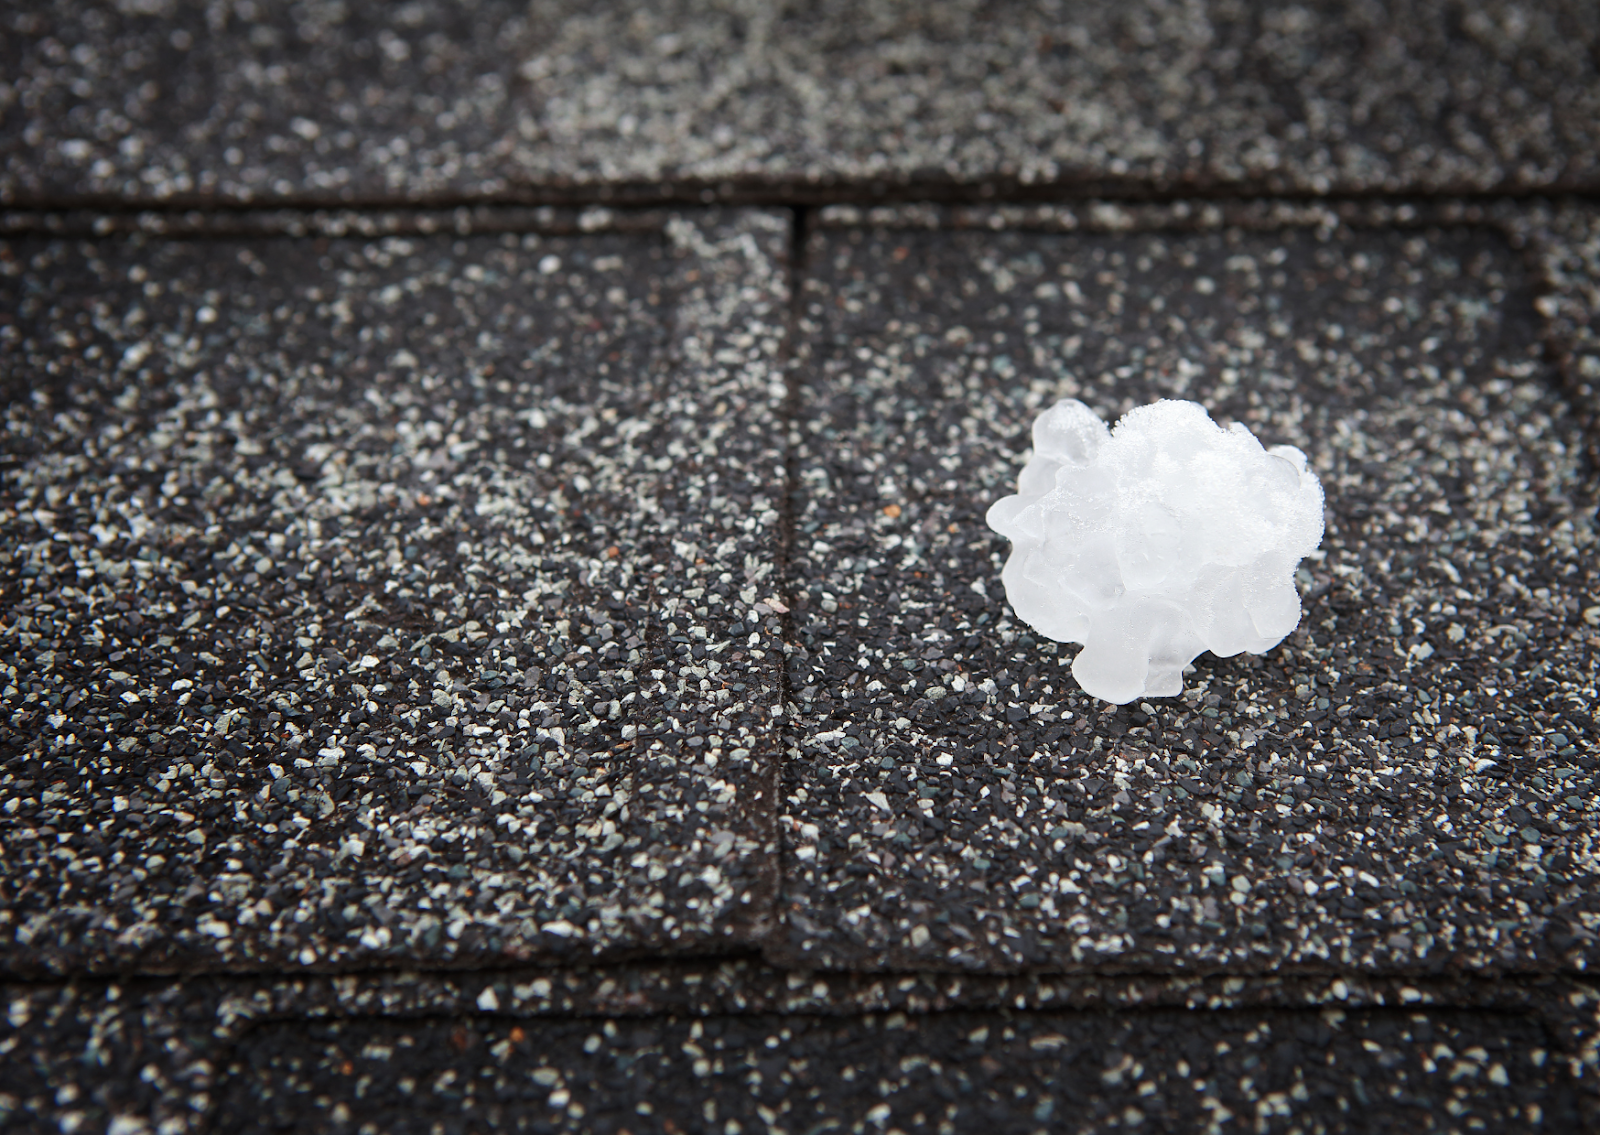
<box><xmin>777</xmin><ymin>206</ymin><xmax>1599</xmax><ymax>974</ymax></box>
<box><xmin>0</xmin><ymin>208</ymin><xmax>791</xmax><ymax>974</ymax></box>
<box><xmin>4</xmin><ymin>1</ymin><xmax>1598</xmax><ymax>204</ymax></box>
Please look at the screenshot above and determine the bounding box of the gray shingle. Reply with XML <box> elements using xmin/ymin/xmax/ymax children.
<box><xmin>5</xmin><ymin>1</ymin><xmax>1598</xmax><ymax>205</ymax></box>
<box><xmin>777</xmin><ymin>204</ymin><xmax>1598</xmax><ymax>974</ymax></box>
<box><xmin>0</xmin><ymin>208</ymin><xmax>790</xmax><ymax>975</ymax></box>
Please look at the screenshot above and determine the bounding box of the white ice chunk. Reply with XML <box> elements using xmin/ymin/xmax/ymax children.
<box><xmin>986</xmin><ymin>399</ymin><xmax>1325</xmax><ymax>704</ymax></box>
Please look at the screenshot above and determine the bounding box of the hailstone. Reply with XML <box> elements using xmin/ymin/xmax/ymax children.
<box><xmin>986</xmin><ymin>399</ymin><xmax>1325</xmax><ymax>704</ymax></box>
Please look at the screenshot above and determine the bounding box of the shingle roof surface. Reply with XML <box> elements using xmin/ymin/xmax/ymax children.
<box><xmin>3</xmin><ymin>5</ymin><xmax>1600</xmax><ymax>1133</ymax></box>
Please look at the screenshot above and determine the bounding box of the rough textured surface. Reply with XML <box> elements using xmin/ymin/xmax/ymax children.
<box><xmin>506</xmin><ymin>0</ymin><xmax>1600</xmax><ymax>197</ymax></box>
<box><xmin>4</xmin><ymin>197</ymin><xmax>1599</xmax><ymax>1129</ymax></box>
<box><xmin>5</xmin><ymin>1</ymin><xmax>1600</xmax><ymax>205</ymax></box>
<box><xmin>779</xmin><ymin>207</ymin><xmax>1598</xmax><ymax>975</ymax></box>
<box><xmin>1517</xmin><ymin>202</ymin><xmax>1600</xmax><ymax>475</ymax></box>
<box><xmin>217</xmin><ymin>1008</ymin><xmax>1570</xmax><ymax>1133</ymax></box>
<box><xmin>0</xmin><ymin>208</ymin><xmax>790</xmax><ymax>975</ymax></box>
<box><xmin>6</xmin><ymin>965</ymin><xmax>1599</xmax><ymax>1134</ymax></box>
<box><xmin>0</xmin><ymin>0</ymin><xmax>530</xmax><ymax>204</ymax></box>
<box><xmin>5</xmin><ymin>4</ymin><xmax>1600</xmax><ymax>1121</ymax></box>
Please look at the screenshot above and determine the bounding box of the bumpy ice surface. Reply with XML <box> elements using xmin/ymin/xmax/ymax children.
<box><xmin>986</xmin><ymin>399</ymin><xmax>1325</xmax><ymax>704</ymax></box>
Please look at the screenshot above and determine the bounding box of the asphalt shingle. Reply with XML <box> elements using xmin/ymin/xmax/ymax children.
<box><xmin>778</xmin><ymin>204</ymin><xmax>1599</xmax><ymax>975</ymax></box>
<box><xmin>5</xmin><ymin>7</ymin><xmax>1600</xmax><ymax>1124</ymax></box>
<box><xmin>5</xmin><ymin>1</ymin><xmax>1598</xmax><ymax>206</ymax></box>
<box><xmin>1518</xmin><ymin>203</ymin><xmax>1600</xmax><ymax>473</ymax></box>
<box><xmin>0</xmin><ymin>207</ymin><xmax>790</xmax><ymax>975</ymax></box>
<box><xmin>217</xmin><ymin>1007</ymin><xmax>1572</xmax><ymax>1133</ymax></box>
<box><xmin>7</xmin><ymin>964</ymin><xmax>1595</xmax><ymax>1134</ymax></box>
<box><xmin>1</xmin><ymin>0</ymin><xmax>530</xmax><ymax>204</ymax></box>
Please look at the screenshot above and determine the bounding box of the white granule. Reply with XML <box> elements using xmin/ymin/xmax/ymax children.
<box><xmin>986</xmin><ymin>398</ymin><xmax>1325</xmax><ymax>704</ymax></box>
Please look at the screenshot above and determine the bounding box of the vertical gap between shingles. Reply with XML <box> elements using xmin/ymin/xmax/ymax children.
<box><xmin>755</xmin><ymin>203</ymin><xmax>812</xmax><ymax>946</ymax></box>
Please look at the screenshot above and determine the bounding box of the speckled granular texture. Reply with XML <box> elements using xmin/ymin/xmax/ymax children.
<box><xmin>1514</xmin><ymin>202</ymin><xmax>1600</xmax><ymax>475</ymax></box>
<box><xmin>6</xmin><ymin>965</ymin><xmax>1596</xmax><ymax>1134</ymax></box>
<box><xmin>6</xmin><ymin>12</ymin><xmax>1600</xmax><ymax>1109</ymax></box>
<box><xmin>5</xmin><ymin>1</ymin><xmax>1600</xmax><ymax>205</ymax></box>
<box><xmin>0</xmin><ymin>0</ymin><xmax>531</xmax><ymax>204</ymax></box>
<box><xmin>507</xmin><ymin>0</ymin><xmax>1600</xmax><ymax>198</ymax></box>
<box><xmin>778</xmin><ymin>207</ymin><xmax>1599</xmax><ymax>975</ymax></box>
<box><xmin>0</xmin><ymin>208</ymin><xmax>790</xmax><ymax>975</ymax></box>
<box><xmin>214</xmin><ymin>1008</ymin><xmax>1570</xmax><ymax>1133</ymax></box>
